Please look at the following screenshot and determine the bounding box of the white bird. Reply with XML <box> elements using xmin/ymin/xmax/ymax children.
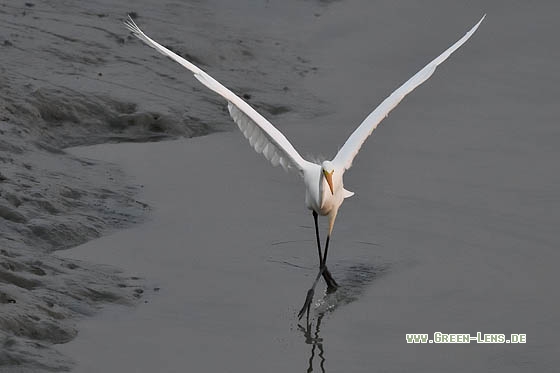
<box><xmin>124</xmin><ymin>15</ymin><xmax>485</xmax><ymax>321</ymax></box>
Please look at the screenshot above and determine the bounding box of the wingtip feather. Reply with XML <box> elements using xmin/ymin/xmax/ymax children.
<box><xmin>123</xmin><ymin>15</ymin><xmax>144</xmax><ymax>38</ymax></box>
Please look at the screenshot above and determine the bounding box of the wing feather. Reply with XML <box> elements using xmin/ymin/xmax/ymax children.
<box><xmin>332</xmin><ymin>15</ymin><xmax>485</xmax><ymax>171</ymax></box>
<box><xmin>124</xmin><ymin>16</ymin><xmax>312</xmax><ymax>176</ymax></box>
<box><xmin>227</xmin><ymin>103</ymin><xmax>295</xmax><ymax>172</ymax></box>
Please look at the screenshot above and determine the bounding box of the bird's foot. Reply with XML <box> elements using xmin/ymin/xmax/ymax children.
<box><xmin>297</xmin><ymin>288</ymin><xmax>315</xmax><ymax>321</ymax></box>
<box><xmin>323</xmin><ymin>267</ymin><xmax>339</xmax><ymax>293</ymax></box>
<box><xmin>326</xmin><ymin>284</ymin><xmax>338</xmax><ymax>294</ymax></box>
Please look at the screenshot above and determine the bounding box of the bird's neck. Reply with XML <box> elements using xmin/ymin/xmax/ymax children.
<box><xmin>318</xmin><ymin>173</ymin><xmax>331</xmax><ymax>207</ymax></box>
<box><xmin>318</xmin><ymin>175</ymin><xmax>324</xmax><ymax>206</ymax></box>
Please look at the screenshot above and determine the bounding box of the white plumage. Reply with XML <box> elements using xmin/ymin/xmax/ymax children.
<box><xmin>228</xmin><ymin>103</ymin><xmax>293</xmax><ymax>171</ymax></box>
<box><xmin>124</xmin><ymin>15</ymin><xmax>485</xmax><ymax>319</ymax></box>
<box><xmin>332</xmin><ymin>15</ymin><xmax>486</xmax><ymax>171</ymax></box>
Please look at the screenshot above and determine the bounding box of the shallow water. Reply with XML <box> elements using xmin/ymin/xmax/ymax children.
<box><xmin>56</xmin><ymin>0</ymin><xmax>560</xmax><ymax>371</ymax></box>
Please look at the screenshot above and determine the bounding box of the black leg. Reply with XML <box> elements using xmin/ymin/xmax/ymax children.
<box><xmin>313</xmin><ymin>211</ymin><xmax>322</xmax><ymax>264</ymax></box>
<box><xmin>298</xmin><ymin>212</ymin><xmax>340</xmax><ymax>321</ymax></box>
<box><xmin>323</xmin><ymin>236</ymin><xmax>330</xmax><ymax>268</ymax></box>
<box><xmin>313</xmin><ymin>211</ymin><xmax>338</xmax><ymax>292</ymax></box>
<box><xmin>298</xmin><ymin>265</ymin><xmax>326</xmax><ymax>321</ymax></box>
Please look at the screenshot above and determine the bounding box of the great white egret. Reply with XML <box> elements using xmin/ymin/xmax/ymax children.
<box><xmin>124</xmin><ymin>15</ymin><xmax>485</xmax><ymax>321</ymax></box>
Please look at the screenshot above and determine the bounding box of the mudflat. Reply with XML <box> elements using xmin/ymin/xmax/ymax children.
<box><xmin>2</xmin><ymin>0</ymin><xmax>559</xmax><ymax>371</ymax></box>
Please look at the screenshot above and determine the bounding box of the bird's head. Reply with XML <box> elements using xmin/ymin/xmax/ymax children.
<box><xmin>321</xmin><ymin>161</ymin><xmax>335</xmax><ymax>195</ymax></box>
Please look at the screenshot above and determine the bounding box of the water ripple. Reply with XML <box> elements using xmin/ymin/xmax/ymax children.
<box><xmin>297</xmin><ymin>261</ymin><xmax>390</xmax><ymax>372</ymax></box>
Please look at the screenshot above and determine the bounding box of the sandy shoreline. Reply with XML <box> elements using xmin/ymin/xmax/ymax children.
<box><xmin>1</xmin><ymin>0</ymin><xmax>326</xmax><ymax>369</ymax></box>
<box><xmin>57</xmin><ymin>133</ymin><xmax>388</xmax><ymax>372</ymax></box>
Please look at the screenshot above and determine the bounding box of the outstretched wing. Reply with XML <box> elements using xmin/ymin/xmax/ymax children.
<box><xmin>332</xmin><ymin>15</ymin><xmax>485</xmax><ymax>171</ymax></box>
<box><xmin>124</xmin><ymin>16</ymin><xmax>312</xmax><ymax>176</ymax></box>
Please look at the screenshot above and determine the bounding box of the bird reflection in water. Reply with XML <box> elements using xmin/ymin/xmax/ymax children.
<box><xmin>297</xmin><ymin>262</ymin><xmax>388</xmax><ymax>372</ymax></box>
<box><xmin>298</xmin><ymin>313</ymin><xmax>327</xmax><ymax>373</ymax></box>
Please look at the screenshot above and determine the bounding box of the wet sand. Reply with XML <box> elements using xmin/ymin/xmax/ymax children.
<box><xmin>50</xmin><ymin>0</ymin><xmax>560</xmax><ymax>371</ymax></box>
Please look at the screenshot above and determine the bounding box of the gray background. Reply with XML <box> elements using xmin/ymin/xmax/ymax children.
<box><xmin>2</xmin><ymin>0</ymin><xmax>559</xmax><ymax>371</ymax></box>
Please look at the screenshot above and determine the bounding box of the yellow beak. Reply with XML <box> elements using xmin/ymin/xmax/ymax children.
<box><xmin>324</xmin><ymin>170</ymin><xmax>334</xmax><ymax>195</ymax></box>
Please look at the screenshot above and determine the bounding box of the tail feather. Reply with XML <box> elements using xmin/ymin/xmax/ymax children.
<box><xmin>343</xmin><ymin>188</ymin><xmax>354</xmax><ymax>198</ymax></box>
